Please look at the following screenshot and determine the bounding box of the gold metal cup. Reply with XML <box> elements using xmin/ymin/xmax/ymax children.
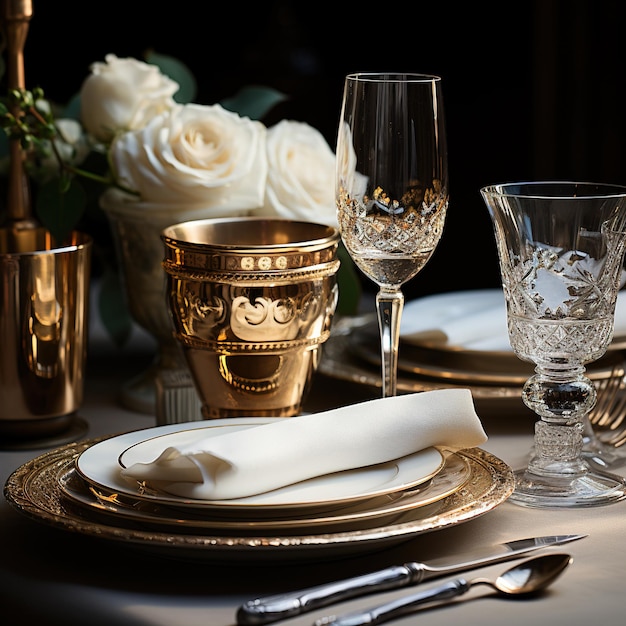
<box><xmin>162</xmin><ymin>217</ymin><xmax>340</xmax><ymax>418</ymax></box>
<box><xmin>0</xmin><ymin>229</ymin><xmax>92</xmax><ymax>439</ymax></box>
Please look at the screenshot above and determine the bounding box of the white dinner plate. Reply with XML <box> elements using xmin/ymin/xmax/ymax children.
<box><xmin>59</xmin><ymin>450</ymin><xmax>470</xmax><ymax>532</ymax></box>
<box><xmin>75</xmin><ymin>418</ymin><xmax>445</xmax><ymax>514</ymax></box>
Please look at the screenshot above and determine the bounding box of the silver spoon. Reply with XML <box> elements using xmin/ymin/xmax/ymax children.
<box><xmin>315</xmin><ymin>553</ymin><xmax>573</xmax><ymax>626</ymax></box>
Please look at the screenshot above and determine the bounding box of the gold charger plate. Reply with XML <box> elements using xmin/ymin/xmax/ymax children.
<box><xmin>320</xmin><ymin>315</ymin><xmax>626</xmax><ymax>420</ymax></box>
<box><xmin>4</xmin><ymin>439</ymin><xmax>514</xmax><ymax>562</ymax></box>
<box><xmin>350</xmin><ymin>320</ymin><xmax>623</xmax><ymax>387</ymax></box>
<box><xmin>351</xmin><ymin>320</ymin><xmax>531</xmax><ymax>386</ymax></box>
<box><xmin>318</xmin><ymin>321</ymin><xmax>528</xmax><ymax>411</ymax></box>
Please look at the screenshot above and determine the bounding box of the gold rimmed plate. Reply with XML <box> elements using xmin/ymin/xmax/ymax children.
<box><xmin>351</xmin><ymin>321</ymin><xmax>532</xmax><ymax>386</ymax></box>
<box><xmin>319</xmin><ymin>315</ymin><xmax>625</xmax><ymax>421</ymax></box>
<box><xmin>75</xmin><ymin>419</ymin><xmax>446</xmax><ymax>516</ymax></box>
<box><xmin>58</xmin><ymin>449</ymin><xmax>471</xmax><ymax>533</ymax></box>
<box><xmin>4</xmin><ymin>440</ymin><xmax>514</xmax><ymax>562</ymax></box>
<box><xmin>351</xmin><ymin>323</ymin><xmax>624</xmax><ymax>387</ymax></box>
<box><xmin>343</xmin><ymin>287</ymin><xmax>626</xmax><ymax>388</ymax></box>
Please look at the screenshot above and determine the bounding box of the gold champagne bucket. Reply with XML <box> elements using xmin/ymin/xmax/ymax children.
<box><xmin>0</xmin><ymin>230</ymin><xmax>92</xmax><ymax>441</ymax></box>
<box><xmin>162</xmin><ymin>217</ymin><xmax>340</xmax><ymax>418</ymax></box>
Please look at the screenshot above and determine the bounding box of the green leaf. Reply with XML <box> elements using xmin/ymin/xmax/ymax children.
<box><xmin>220</xmin><ymin>86</ymin><xmax>287</xmax><ymax>121</ymax></box>
<box><xmin>35</xmin><ymin>177</ymin><xmax>86</xmax><ymax>243</ymax></box>
<box><xmin>145</xmin><ymin>50</ymin><xmax>197</xmax><ymax>104</ymax></box>
<box><xmin>98</xmin><ymin>266</ymin><xmax>133</xmax><ymax>347</ymax></box>
<box><xmin>336</xmin><ymin>243</ymin><xmax>363</xmax><ymax>316</ymax></box>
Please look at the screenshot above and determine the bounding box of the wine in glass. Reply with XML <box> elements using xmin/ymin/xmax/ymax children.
<box><xmin>335</xmin><ymin>73</ymin><xmax>448</xmax><ymax>397</ymax></box>
<box><xmin>481</xmin><ymin>181</ymin><xmax>626</xmax><ymax>508</ymax></box>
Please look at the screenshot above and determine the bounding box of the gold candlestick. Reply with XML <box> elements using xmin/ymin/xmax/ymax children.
<box><xmin>1</xmin><ymin>0</ymin><xmax>40</xmax><ymax>248</ymax></box>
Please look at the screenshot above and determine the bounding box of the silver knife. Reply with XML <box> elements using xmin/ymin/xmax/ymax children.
<box><xmin>235</xmin><ymin>534</ymin><xmax>586</xmax><ymax>625</ymax></box>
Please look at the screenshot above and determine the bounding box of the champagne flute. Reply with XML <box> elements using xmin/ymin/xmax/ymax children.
<box><xmin>335</xmin><ymin>73</ymin><xmax>448</xmax><ymax>397</ymax></box>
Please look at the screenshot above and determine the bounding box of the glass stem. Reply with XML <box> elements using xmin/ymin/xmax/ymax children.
<box><xmin>376</xmin><ymin>288</ymin><xmax>404</xmax><ymax>398</ymax></box>
<box><xmin>522</xmin><ymin>365</ymin><xmax>595</xmax><ymax>476</ymax></box>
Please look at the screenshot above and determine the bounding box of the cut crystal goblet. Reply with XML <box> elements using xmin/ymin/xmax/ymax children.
<box><xmin>481</xmin><ymin>181</ymin><xmax>626</xmax><ymax>508</ymax></box>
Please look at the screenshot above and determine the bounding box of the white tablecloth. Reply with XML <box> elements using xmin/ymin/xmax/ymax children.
<box><xmin>1</xmin><ymin>331</ymin><xmax>625</xmax><ymax>626</ymax></box>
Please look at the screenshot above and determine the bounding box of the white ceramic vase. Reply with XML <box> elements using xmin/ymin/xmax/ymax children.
<box><xmin>100</xmin><ymin>189</ymin><xmax>252</xmax><ymax>416</ymax></box>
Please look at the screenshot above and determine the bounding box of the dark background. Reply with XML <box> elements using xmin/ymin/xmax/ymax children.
<box><xmin>7</xmin><ymin>0</ymin><xmax>626</xmax><ymax>300</ymax></box>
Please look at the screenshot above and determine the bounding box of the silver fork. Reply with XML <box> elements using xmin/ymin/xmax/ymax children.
<box><xmin>588</xmin><ymin>362</ymin><xmax>626</xmax><ymax>428</ymax></box>
<box><xmin>596</xmin><ymin>390</ymin><xmax>626</xmax><ymax>431</ymax></box>
<box><xmin>579</xmin><ymin>362</ymin><xmax>626</xmax><ymax>467</ymax></box>
<box><xmin>581</xmin><ymin>363</ymin><xmax>626</xmax><ymax>470</ymax></box>
<box><xmin>599</xmin><ymin>426</ymin><xmax>626</xmax><ymax>448</ymax></box>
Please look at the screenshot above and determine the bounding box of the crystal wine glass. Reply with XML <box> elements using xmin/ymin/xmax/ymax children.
<box><xmin>335</xmin><ymin>73</ymin><xmax>448</xmax><ymax>397</ymax></box>
<box><xmin>481</xmin><ymin>181</ymin><xmax>626</xmax><ymax>508</ymax></box>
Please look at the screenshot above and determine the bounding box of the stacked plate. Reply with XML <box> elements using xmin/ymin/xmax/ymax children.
<box><xmin>320</xmin><ymin>289</ymin><xmax>626</xmax><ymax>419</ymax></box>
<box><xmin>4</xmin><ymin>417</ymin><xmax>514</xmax><ymax>562</ymax></box>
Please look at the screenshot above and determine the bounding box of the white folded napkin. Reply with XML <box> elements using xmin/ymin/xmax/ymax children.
<box><xmin>401</xmin><ymin>289</ymin><xmax>626</xmax><ymax>352</ymax></box>
<box><xmin>400</xmin><ymin>289</ymin><xmax>509</xmax><ymax>351</ymax></box>
<box><xmin>120</xmin><ymin>389</ymin><xmax>487</xmax><ymax>500</ymax></box>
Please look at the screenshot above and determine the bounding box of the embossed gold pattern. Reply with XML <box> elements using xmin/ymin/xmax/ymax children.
<box><xmin>162</xmin><ymin>217</ymin><xmax>340</xmax><ymax>418</ymax></box>
<box><xmin>4</xmin><ymin>438</ymin><xmax>514</xmax><ymax>561</ymax></box>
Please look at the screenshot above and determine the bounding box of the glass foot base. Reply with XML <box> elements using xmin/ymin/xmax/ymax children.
<box><xmin>582</xmin><ymin>443</ymin><xmax>625</xmax><ymax>469</ymax></box>
<box><xmin>582</xmin><ymin>429</ymin><xmax>626</xmax><ymax>470</ymax></box>
<box><xmin>582</xmin><ymin>418</ymin><xmax>626</xmax><ymax>469</ymax></box>
<box><xmin>509</xmin><ymin>465</ymin><xmax>626</xmax><ymax>508</ymax></box>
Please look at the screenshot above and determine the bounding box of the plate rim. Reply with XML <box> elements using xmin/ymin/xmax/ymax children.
<box><xmin>4</xmin><ymin>441</ymin><xmax>514</xmax><ymax>559</ymax></box>
<box><xmin>325</xmin><ymin>311</ymin><xmax>626</xmax><ymax>394</ymax></box>
<box><xmin>111</xmin><ymin>417</ymin><xmax>445</xmax><ymax>512</ymax></box>
<box><xmin>58</xmin><ymin>450</ymin><xmax>472</xmax><ymax>531</ymax></box>
<box><xmin>75</xmin><ymin>419</ymin><xmax>446</xmax><ymax>512</ymax></box>
<box><xmin>4</xmin><ymin>440</ymin><xmax>515</xmax><ymax>560</ymax></box>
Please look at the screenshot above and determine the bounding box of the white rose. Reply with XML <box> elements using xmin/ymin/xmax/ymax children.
<box><xmin>110</xmin><ymin>103</ymin><xmax>268</xmax><ymax>212</ymax></box>
<box><xmin>80</xmin><ymin>54</ymin><xmax>179</xmax><ymax>143</ymax></box>
<box><xmin>54</xmin><ymin>119</ymin><xmax>91</xmax><ymax>164</ymax></box>
<box><xmin>260</xmin><ymin>119</ymin><xmax>338</xmax><ymax>227</ymax></box>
